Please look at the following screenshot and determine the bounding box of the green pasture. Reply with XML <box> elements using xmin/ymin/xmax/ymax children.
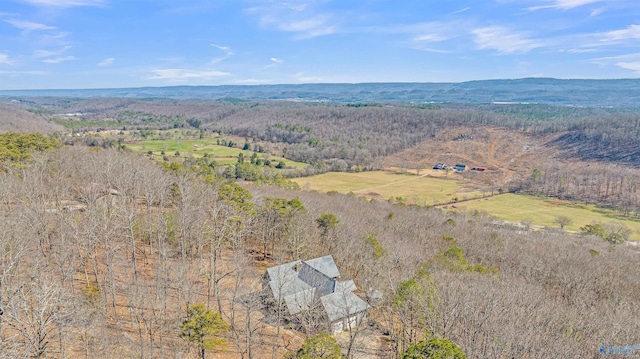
<box><xmin>293</xmin><ymin>171</ymin><xmax>482</xmax><ymax>205</ymax></box>
<box><xmin>125</xmin><ymin>139</ymin><xmax>306</xmax><ymax>169</ymax></box>
<box><xmin>455</xmin><ymin>194</ymin><xmax>640</xmax><ymax>240</ymax></box>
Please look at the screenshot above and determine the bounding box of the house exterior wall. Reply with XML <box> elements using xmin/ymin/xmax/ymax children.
<box><xmin>329</xmin><ymin>310</ymin><xmax>367</xmax><ymax>334</ymax></box>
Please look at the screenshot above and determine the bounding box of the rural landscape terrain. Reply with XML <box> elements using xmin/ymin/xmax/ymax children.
<box><xmin>0</xmin><ymin>79</ymin><xmax>639</xmax><ymax>358</ymax></box>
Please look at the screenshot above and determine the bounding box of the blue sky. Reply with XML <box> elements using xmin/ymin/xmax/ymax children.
<box><xmin>1</xmin><ymin>0</ymin><xmax>639</xmax><ymax>89</ymax></box>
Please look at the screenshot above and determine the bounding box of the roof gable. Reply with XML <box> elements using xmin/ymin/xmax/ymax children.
<box><xmin>265</xmin><ymin>255</ymin><xmax>368</xmax><ymax>322</ymax></box>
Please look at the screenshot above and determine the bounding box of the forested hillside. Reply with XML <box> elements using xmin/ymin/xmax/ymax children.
<box><xmin>1</xmin><ymin>89</ymin><xmax>640</xmax><ymax>358</ymax></box>
<box><xmin>4</xmin><ymin>98</ymin><xmax>640</xmax><ymax>168</ymax></box>
<box><xmin>0</xmin><ymin>145</ymin><xmax>638</xmax><ymax>358</ymax></box>
<box><xmin>3</xmin><ymin>96</ymin><xmax>640</xmax><ymax>215</ymax></box>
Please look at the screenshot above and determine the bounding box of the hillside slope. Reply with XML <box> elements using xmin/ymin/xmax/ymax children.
<box><xmin>384</xmin><ymin>127</ymin><xmax>559</xmax><ymax>184</ymax></box>
<box><xmin>0</xmin><ymin>101</ymin><xmax>64</xmax><ymax>133</ymax></box>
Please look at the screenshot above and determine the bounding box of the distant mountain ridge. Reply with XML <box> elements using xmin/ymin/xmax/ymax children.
<box><xmin>1</xmin><ymin>78</ymin><xmax>639</xmax><ymax>107</ymax></box>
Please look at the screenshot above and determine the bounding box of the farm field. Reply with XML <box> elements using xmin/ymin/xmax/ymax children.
<box><xmin>125</xmin><ymin>138</ymin><xmax>307</xmax><ymax>168</ymax></box>
<box><xmin>293</xmin><ymin>171</ymin><xmax>483</xmax><ymax>205</ymax></box>
<box><xmin>453</xmin><ymin>194</ymin><xmax>640</xmax><ymax>240</ymax></box>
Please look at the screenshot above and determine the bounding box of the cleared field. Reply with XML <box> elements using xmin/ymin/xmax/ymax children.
<box><xmin>454</xmin><ymin>194</ymin><xmax>640</xmax><ymax>240</ymax></box>
<box><xmin>125</xmin><ymin>139</ymin><xmax>306</xmax><ymax>169</ymax></box>
<box><xmin>293</xmin><ymin>171</ymin><xmax>482</xmax><ymax>205</ymax></box>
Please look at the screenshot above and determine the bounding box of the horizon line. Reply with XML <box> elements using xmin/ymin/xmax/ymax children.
<box><xmin>1</xmin><ymin>77</ymin><xmax>639</xmax><ymax>92</ymax></box>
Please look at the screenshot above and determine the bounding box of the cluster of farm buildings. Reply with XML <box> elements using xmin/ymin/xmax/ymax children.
<box><xmin>433</xmin><ymin>163</ymin><xmax>487</xmax><ymax>172</ymax></box>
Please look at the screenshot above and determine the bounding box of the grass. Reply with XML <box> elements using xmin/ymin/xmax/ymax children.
<box><xmin>125</xmin><ymin>138</ymin><xmax>306</xmax><ymax>169</ymax></box>
<box><xmin>455</xmin><ymin>194</ymin><xmax>640</xmax><ymax>240</ymax></box>
<box><xmin>293</xmin><ymin>171</ymin><xmax>482</xmax><ymax>205</ymax></box>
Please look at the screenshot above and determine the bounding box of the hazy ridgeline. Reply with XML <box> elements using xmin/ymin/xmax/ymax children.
<box><xmin>0</xmin><ymin>146</ymin><xmax>637</xmax><ymax>358</ymax></box>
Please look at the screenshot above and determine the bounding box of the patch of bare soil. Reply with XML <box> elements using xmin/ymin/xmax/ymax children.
<box><xmin>384</xmin><ymin>126</ymin><xmax>561</xmax><ymax>187</ymax></box>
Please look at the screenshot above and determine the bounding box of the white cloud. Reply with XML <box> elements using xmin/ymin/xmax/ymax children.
<box><xmin>616</xmin><ymin>61</ymin><xmax>640</xmax><ymax>73</ymax></box>
<box><xmin>0</xmin><ymin>53</ymin><xmax>13</xmax><ymax>66</ymax></box>
<box><xmin>278</xmin><ymin>15</ymin><xmax>336</xmax><ymax>39</ymax></box>
<box><xmin>4</xmin><ymin>19</ymin><xmax>55</xmax><ymax>31</ymax></box>
<box><xmin>263</xmin><ymin>57</ymin><xmax>284</xmax><ymax>69</ymax></box>
<box><xmin>97</xmin><ymin>57</ymin><xmax>114</xmax><ymax>66</ymax></box>
<box><xmin>149</xmin><ymin>68</ymin><xmax>231</xmax><ymax>80</ymax></box>
<box><xmin>528</xmin><ymin>0</ymin><xmax>605</xmax><ymax>10</ymax></box>
<box><xmin>210</xmin><ymin>43</ymin><xmax>233</xmax><ymax>64</ymax></box>
<box><xmin>472</xmin><ymin>26</ymin><xmax>542</xmax><ymax>54</ymax></box>
<box><xmin>412</xmin><ymin>33</ymin><xmax>450</xmax><ymax>42</ymax></box>
<box><xmin>211</xmin><ymin>43</ymin><xmax>230</xmax><ymax>52</ymax></box>
<box><xmin>19</xmin><ymin>0</ymin><xmax>104</xmax><ymax>7</ymax></box>
<box><xmin>34</xmin><ymin>45</ymin><xmax>72</xmax><ymax>58</ymax></box>
<box><xmin>377</xmin><ymin>20</ymin><xmax>470</xmax><ymax>51</ymax></box>
<box><xmin>42</xmin><ymin>55</ymin><xmax>76</xmax><ymax>63</ymax></box>
<box><xmin>408</xmin><ymin>45</ymin><xmax>452</xmax><ymax>54</ymax></box>
<box><xmin>247</xmin><ymin>2</ymin><xmax>338</xmax><ymax>39</ymax></box>
<box><xmin>601</xmin><ymin>24</ymin><xmax>640</xmax><ymax>42</ymax></box>
<box><xmin>451</xmin><ymin>7</ymin><xmax>470</xmax><ymax>14</ymax></box>
<box><xmin>592</xmin><ymin>53</ymin><xmax>640</xmax><ymax>73</ymax></box>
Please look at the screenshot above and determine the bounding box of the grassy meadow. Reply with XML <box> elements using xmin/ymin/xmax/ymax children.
<box><xmin>125</xmin><ymin>138</ymin><xmax>306</xmax><ymax>168</ymax></box>
<box><xmin>454</xmin><ymin>194</ymin><xmax>640</xmax><ymax>240</ymax></box>
<box><xmin>293</xmin><ymin>171</ymin><xmax>483</xmax><ymax>205</ymax></box>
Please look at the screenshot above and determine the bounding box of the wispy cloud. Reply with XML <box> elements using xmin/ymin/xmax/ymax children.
<box><xmin>472</xmin><ymin>26</ymin><xmax>542</xmax><ymax>54</ymax></box>
<box><xmin>4</xmin><ymin>19</ymin><xmax>55</xmax><ymax>31</ymax></box>
<box><xmin>451</xmin><ymin>7</ymin><xmax>470</xmax><ymax>14</ymax></box>
<box><xmin>0</xmin><ymin>54</ymin><xmax>14</xmax><ymax>66</ymax></box>
<box><xmin>528</xmin><ymin>0</ymin><xmax>605</xmax><ymax>11</ymax></box>
<box><xmin>246</xmin><ymin>1</ymin><xmax>338</xmax><ymax>39</ymax></box>
<box><xmin>42</xmin><ymin>56</ymin><xmax>76</xmax><ymax>63</ymax></box>
<box><xmin>277</xmin><ymin>15</ymin><xmax>337</xmax><ymax>39</ymax></box>
<box><xmin>149</xmin><ymin>68</ymin><xmax>231</xmax><ymax>80</ymax></box>
<box><xmin>34</xmin><ymin>45</ymin><xmax>72</xmax><ymax>58</ymax></box>
<box><xmin>592</xmin><ymin>53</ymin><xmax>640</xmax><ymax>74</ymax></box>
<box><xmin>210</xmin><ymin>43</ymin><xmax>233</xmax><ymax>64</ymax></box>
<box><xmin>264</xmin><ymin>57</ymin><xmax>284</xmax><ymax>69</ymax></box>
<box><xmin>97</xmin><ymin>57</ymin><xmax>114</xmax><ymax>67</ymax></box>
<box><xmin>211</xmin><ymin>43</ymin><xmax>231</xmax><ymax>52</ymax></box>
<box><xmin>18</xmin><ymin>0</ymin><xmax>104</xmax><ymax>8</ymax></box>
<box><xmin>408</xmin><ymin>46</ymin><xmax>452</xmax><ymax>54</ymax></box>
<box><xmin>616</xmin><ymin>61</ymin><xmax>640</xmax><ymax>73</ymax></box>
<box><xmin>372</xmin><ymin>19</ymin><xmax>470</xmax><ymax>53</ymax></box>
<box><xmin>600</xmin><ymin>24</ymin><xmax>640</xmax><ymax>42</ymax></box>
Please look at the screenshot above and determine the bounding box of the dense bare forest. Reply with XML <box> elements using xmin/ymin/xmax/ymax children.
<box><xmin>11</xmin><ymin>97</ymin><xmax>640</xmax><ymax>166</ymax></box>
<box><xmin>6</xmin><ymin>97</ymin><xmax>640</xmax><ymax>215</ymax></box>
<box><xmin>0</xmin><ymin>144</ymin><xmax>638</xmax><ymax>358</ymax></box>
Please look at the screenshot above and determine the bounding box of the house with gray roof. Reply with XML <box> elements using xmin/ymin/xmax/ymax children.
<box><xmin>263</xmin><ymin>255</ymin><xmax>369</xmax><ymax>334</ymax></box>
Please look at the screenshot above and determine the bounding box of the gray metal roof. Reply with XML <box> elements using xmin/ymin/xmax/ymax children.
<box><xmin>320</xmin><ymin>289</ymin><xmax>370</xmax><ymax>322</ymax></box>
<box><xmin>266</xmin><ymin>260</ymin><xmax>308</xmax><ymax>300</ymax></box>
<box><xmin>284</xmin><ymin>288</ymin><xmax>316</xmax><ymax>314</ymax></box>
<box><xmin>304</xmin><ymin>255</ymin><xmax>340</xmax><ymax>278</ymax></box>
<box><xmin>266</xmin><ymin>255</ymin><xmax>368</xmax><ymax>322</ymax></box>
<box><xmin>298</xmin><ymin>262</ymin><xmax>335</xmax><ymax>297</ymax></box>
